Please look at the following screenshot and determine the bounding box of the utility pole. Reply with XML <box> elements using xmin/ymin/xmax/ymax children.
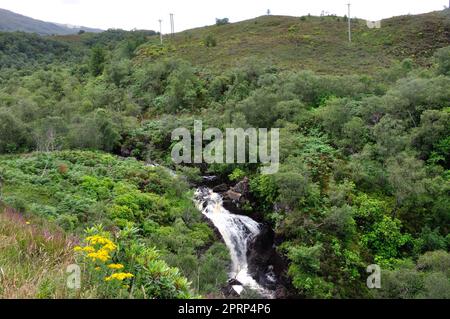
<box><xmin>158</xmin><ymin>19</ymin><xmax>163</xmax><ymax>44</ymax></box>
<box><xmin>170</xmin><ymin>13</ymin><xmax>174</xmax><ymax>37</ymax></box>
<box><xmin>347</xmin><ymin>3</ymin><xmax>352</xmax><ymax>43</ymax></box>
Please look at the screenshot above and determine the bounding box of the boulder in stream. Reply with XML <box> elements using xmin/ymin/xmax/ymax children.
<box><xmin>212</xmin><ymin>183</ymin><xmax>228</xmax><ymax>193</ymax></box>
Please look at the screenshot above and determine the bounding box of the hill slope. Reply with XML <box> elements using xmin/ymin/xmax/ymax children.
<box><xmin>1</xmin><ymin>9</ymin><xmax>448</xmax><ymax>74</ymax></box>
<box><xmin>0</xmin><ymin>8</ymin><xmax>102</xmax><ymax>35</ymax></box>
<box><xmin>136</xmin><ymin>10</ymin><xmax>450</xmax><ymax>74</ymax></box>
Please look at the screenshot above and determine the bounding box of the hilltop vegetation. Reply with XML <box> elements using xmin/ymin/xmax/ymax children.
<box><xmin>0</xmin><ymin>10</ymin><xmax>449</xmax><ymax>299</ymax></box>
<box><xmin>138</xmin><ymin>10</ymin><xmax>450</xmax><ymax>73</ymax></box>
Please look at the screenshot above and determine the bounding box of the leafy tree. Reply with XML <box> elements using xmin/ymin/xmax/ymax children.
<box><xmin>362</xmin><ymin>216</ymin><xmax>411</xmax><ymax>265</ymax></box>
<box><xmin>162</xmin><ymin>63</ymin><xmax>205</xmax><ymax>113</ymax></box>
<box><xmin>373</xmin><ymin>115</ymin><xmax>410</xmax><ymax>158</ymax></box>
<box><xmin>236</xmin><ymin>88</ymin><xmax>281</xmax><ymax>128</ymax></box>
<box><xmin>90</xmin><ymin>45</ymin><xmax>106</xmax><ymax>76</ymax></box>
<box><xmin>376</xmin><ymin>251</ymin><xmax>450</xmax><ymax>299</ymax></box>
<box><xmin>284</xmin><ymin>244</ymin><xmax>334</xmax><ymax>298</ymax></box>
<box><xmin>418</xmin><ymin>227</ymin><xmax>448</xmax><ymax>252</ymax></box>
<box><xmin>340</xmin><ymin>117</ymin><xmax>370</xmax><ymax>154</ymax></box>
<box><xmin>68</xmin><ymin>110</ymin><xmax>119</xmax><ymax>152</ymax></box>
<box><xmin>434</xmin><ymin>45</ymin><xmax>450</xmax><ymax>76</ymax></box>
<box><xmin>386</xmin><ymin>153</ymin><xmax>426</xmax><ymax>206</ymax></box>
<box><xmin>215</xmin><ymin>18</ymin><xmax>229</xmax><ymax>26</ymax></box>
<box><xmin>105</xmin><ymin>59</ymin><xmax>132</xmax><ymax>87</ymax></box>
<box><xmin>249</xmin><ymin>174</ymin><xmax>278</xmax><ymax>211</ymax></box>
<box><xmin>324</xmin><ymin>205</ymin><xmax>357</xmax><ymax>242</ymax></box>
<box><xmin>274</xmin><ymin>158</ymin><xmax>321</xmax><ymax>211</ymax></box>
<box><xmin>412</xmin><ymin>109</ymin><xmax>450</xmax><ymax>161</ymax></box>
<box><xmin>0</xmin><ymin>109</ymin><xmax>31</xmax><ymax>153</ymax></box>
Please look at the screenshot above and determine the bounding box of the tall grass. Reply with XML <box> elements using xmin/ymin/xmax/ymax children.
<box><xmin>0</xmin><ymin>207</ymin><xmax>78</xmax><ymax>298</ymax></box>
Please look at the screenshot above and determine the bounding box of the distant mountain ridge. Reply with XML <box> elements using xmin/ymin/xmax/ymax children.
<box><xmin>0</xmin><ymin>8</ymin><xmax>102</xmax><ymax>35</ymax></box>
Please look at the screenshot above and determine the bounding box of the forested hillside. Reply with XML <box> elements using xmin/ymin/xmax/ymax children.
<box><xmin>0</xmin><ymin>8</ymin><xmax>102</xmax><ymax>35</ymax></box>
<box><xmin>0</xmin><ymin>10</ymin><xmax>449</xmax><ymax>299</ymax></box>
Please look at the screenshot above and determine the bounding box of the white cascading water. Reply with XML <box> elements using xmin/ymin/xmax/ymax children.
<box><xmin>194</xmin><ymin>187</ymin><xmax>274</xmax><ymax>298</ymax></box>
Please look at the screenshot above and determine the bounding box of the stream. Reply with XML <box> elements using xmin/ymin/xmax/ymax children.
<box><xmin>194</xmin><ymin>187</ymin><xmax>276</xmax><ymax>299</ymax></box>
<box><xmin>146</xmin><ymin>163</ymin><xmax>281</xmax><ymax>298</ymax></box>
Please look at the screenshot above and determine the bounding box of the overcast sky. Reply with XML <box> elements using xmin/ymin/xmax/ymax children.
<box><xmin>1</xmin><ymin>0</ymin><xmax>448</xmax><ymax>32</ymax></box>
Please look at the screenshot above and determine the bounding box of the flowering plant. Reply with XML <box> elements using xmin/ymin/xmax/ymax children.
<box><xmin>74</xmin><ymin>227</ymin><xmax>134</xmax><ymax>296</ymax></box>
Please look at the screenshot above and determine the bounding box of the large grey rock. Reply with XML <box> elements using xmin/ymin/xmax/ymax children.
<box><xmin>225</xmin><ymin>190</ymin><xmax>242</xmax><ymax>202</ymax></box>
<box><xmin>213</xmin><ymin>183</ymin><xmax>228</xmax><ymax>193</ymax></box>
<box><xmin>232</xmin><ymin>177</ymin><xmax>249</xmax><ymax>195</ymax></box>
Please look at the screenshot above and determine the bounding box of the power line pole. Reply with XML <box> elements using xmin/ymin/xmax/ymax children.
<box><xmin>347</xmin><ymin>3</ymin><xmax>352</xmax><ymax>43</ymax></box>
<box><xmin>158</xmin><ymin>19</ymin><xmax>163</xmax><ymax>44</ymax></box>
<box><xmin>170</xmin><ymin>13</ymin><xmax>174</xmax><ymax>37</ymax></box>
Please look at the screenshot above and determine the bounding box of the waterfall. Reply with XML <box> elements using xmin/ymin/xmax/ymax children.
<box><xmin>194</xmin><ymin>187</ymin><xmax>274</xmax><ymax>298</ymax></box>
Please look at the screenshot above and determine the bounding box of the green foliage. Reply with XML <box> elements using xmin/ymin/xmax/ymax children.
<box><xmin>376</xmin><ymin>251</ymin><xmax>450</xmax><ymax>299</ymax></box>
<box><xmin>228</xmin><ymin>168</ymin><xmax>246</xmax><ymax>181</ymax></box>
<box><xmin>162</xmin><ymin>63</ymin><xmax>205</xmax><ymax>113</ymax></box>
<box><xmin>0</xmin><ymin>151</ymin><xmax>227</xmax><ymax>296</ymax></box>
<box><xmin>418</xmin><ymin>227</ymin><xmax>448</xmax><ymax>252</ymax></box>
<box><xmin>204</xmin><ymin>34</ymin><xmax>217</xmax><ymax>48</ymax></box>
<box><xmin>324</xmin><ymin>205</ymin><xmax>356</xmax><ymax>242</ymax></box>
<box><xmin>412</xmin><ymin>109</ymin><xmax>450</xmax><ymax>162</ymax></box>
<box><xmin>68</xmin><ymin>109</ymin><xmax>120</xmax><ymax>152</ymax></box>
<box><xmin>105</xmin><ymin>59</ymin><xmax>132</xmax><ymax>87</ymax></box>
<box><xmin>215</xmin><ymin>18</ymin><xmax>230</xmax><ymax>26</ymax></box>
<box><xmin>386</xmin><ymin>153</ymin><xmax>426</xmax><ymax>206</ymax></box>
<box><xmin>0</xmin><ymin>109</ymin><xmax>31</xmax><ymax>153</ymax></box>
<box><xmin>434</xmin><ymin>45</ymin><xmax>450</xmax><ymax>76</ymax></box>
<box><xmin>90</xmin><ymin>45</ymin><xmax>106</xmax><ymax>76</ymax></box>
<box><xmin>71</xmin><ymin>226</ymin><xmax>196</xmax><ymax>299</ymax></box>
<box><xmin>286</xmin><ymin>244</ymin><xmax>323</xmax><ymax>273</ymax></box>
<box><xmin>284</xmin><ymin>244</ymin><xmax>334</xmax><ymax>298</ymax></box>
<box><xmin>341</xmin><ymin>117</ymin><xmax>370</xmax><ymax>154</ymax></box>
<box><xmin>361</xmin><ymin>216</ymin><xmax>412</xmax><ymax>266</ymax></box>
<box><xmin>353</xmin><ymin>194</ymin><xmax>389</xmax><ymax>228</ymax></box>
<box><xmin>0</xmin><ymin>32</ymin><xmax>78</xmax><ymax>69</ymax></box>
<box><xmin>249</xmin><ymin>174</ymin><xmax>278</xmax><ymax>211</ymax></box>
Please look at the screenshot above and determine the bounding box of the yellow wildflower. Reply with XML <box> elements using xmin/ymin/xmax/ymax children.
<box><xmin>107</xmin><ymin>264</ymin><xmax>124</xmax><ymax>270</ymax></box>
<box><xmin>87</xmin><ymin>249</ymin><xmax>110</xmax><ymax>262</ymax></box>
<box><xmin>86</xmin><ymin>235</ymin><xmax>115</xmax><ymax>247</ymax></box>
<box><xmin>82</xmin><ymin>246</ymin><xmax>96</xmax><ymax>253</ymax></box>
<box><xmin>74</xmin><ymin>246</ymin><xmax>83</xmax><ymax>252</ymax></box>
<box><xmin>86</xmin><ymin>235</ymin><xmax>103</xmax><ymax>245</ymax></box>
<box><xmin>102</xmin><ymin>242</ymin><xmax>117</xmax><ymax>252</ymax></box>
<box><xmin>105</xmin><ymin>273</ymin><xmax>134</xmax><ymax>282</ymax></box>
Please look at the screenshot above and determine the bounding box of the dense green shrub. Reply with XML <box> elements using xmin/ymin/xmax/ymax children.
<box><xmin>204</xmin><ymin>34</ymin><xmax>217</xmax><ymax>48</ymax></box>
<box><xmin>0</xmin><ymin>109</ymin><xmax>31</xmax><ymax>153</ymax></box>
<box><xmin>215</xmin><ymin>18</ymin><xmax>230</xmax><ymax>26</ymax></box>
<box><xmin>434</xmin><ymin>46</ymin><xmax>450</xmax><ymax>76</ymax></box>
